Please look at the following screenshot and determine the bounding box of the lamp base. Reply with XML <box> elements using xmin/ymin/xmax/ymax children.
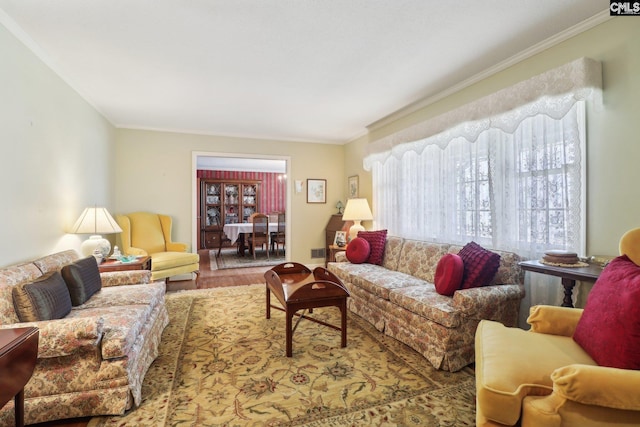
<box><xmin>348</xmin><ymin>221</ymin><xmax>365</xmax><ymax>242</ymax></box>
<box><xmin>81</xmin><ymin>235</ymin><xmax>111</xmax><ymax>259</ymax></box>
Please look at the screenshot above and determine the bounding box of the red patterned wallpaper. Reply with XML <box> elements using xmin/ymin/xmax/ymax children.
<box><xmin>197</xmin><ymin>170</ymin><xmax>286</xmax><ymax>214</ymax></box>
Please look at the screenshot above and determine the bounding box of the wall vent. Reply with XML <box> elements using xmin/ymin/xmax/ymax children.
<box><xmin>310</xmin><ymin>248</ymin><xmax>326</xmax><ymax>259</ymax></box>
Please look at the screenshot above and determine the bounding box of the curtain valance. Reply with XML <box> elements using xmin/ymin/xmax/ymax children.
<box><xmin>363</xmin><ymin>57</ymin><xmax>601</xmax><ymax>170</ymax></box>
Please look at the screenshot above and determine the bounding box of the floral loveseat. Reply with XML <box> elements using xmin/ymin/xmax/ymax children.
<box><xmin>328</xmin><ymin>235</ymin><xmax>525</xmax><ymax>372</ymax></box>
<box><xmin>0</xmin><ymin>250</ymin><xmax>168</xmax><ymax>425</ymax></box>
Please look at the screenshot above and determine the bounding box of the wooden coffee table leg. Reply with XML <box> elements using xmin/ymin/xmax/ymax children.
<box><xmin>286</xmin><ymin>309</ymin><xmax>293</xmax><ymax>357</ymax></box>
<box><xmin>340</xmin><ymin>300</ymin><xmax>347</xmax><ymax>348</ymax></box>
<box><xmin>266</xmin><ymin>286</ymin><xmax>271</xmax><ymax>319</ymax></box>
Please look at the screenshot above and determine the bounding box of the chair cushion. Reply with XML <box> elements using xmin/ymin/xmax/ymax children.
<box><xmin>458</xmin><ymin>241</ymin><xmax>500</xmax><ymax>289</ymax></box>
<box><xmin>61</xmin><ymin>256</ymin><xmax>102</xmax><ymax>306</ymax></box>
<box><xmin>357</xmin><ymin>229</ymin><xmax>387</xmax><ymax>265</ymax></box>
<box><xmin>475</xmin><ymin>320</ymin><xmax>596</xmax><ymax>426</ymax></box>
<box><xmin>573</xmin><ymin>255</ymin><xmax>640</xmax><ymax>369</ymax></box>
<box><xmin>434</xmin><ymin>254</ymin><xmax>464</xmax><ymax>296</ymax></box>
<box><xmin>346</xmin><ymin>237</ymin><xmax>370</xmax><ymax>264</ymax></box>
<box><xmin>151</xmin><ymin>251</ymin><xmax>199</xmax><ymax>270</ymax></box>
<box><xmin>12</xmin><ymin>271</ymin><xmax>72</xmax><ymax>322</ymax></box>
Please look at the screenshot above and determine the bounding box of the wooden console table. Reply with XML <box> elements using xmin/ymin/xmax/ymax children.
<box><xmin>265</xmin><ymin>262</ymin><xmax>350</xmax><ymax>357</ymax></box>
<box><xmin>519</xmin><ymin>260</ymin><xmax>603</xmax><ymax>307</ymax></box>
<box><xmin>0</xmin><ymin>327</ymin><xmax>39</xmax><ymax>427</ymax></box>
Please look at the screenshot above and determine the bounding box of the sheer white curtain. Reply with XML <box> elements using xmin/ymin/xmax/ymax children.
<box><xmin>371</xmin><ymin>102</ymin><xmax>586</xmax><ymax>326</ymax></box>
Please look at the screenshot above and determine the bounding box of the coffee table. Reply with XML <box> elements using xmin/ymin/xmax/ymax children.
<box><xmin>265</xmin><ymin>262</ymin><xmax>350</xmax><ymax>357</ymax></box>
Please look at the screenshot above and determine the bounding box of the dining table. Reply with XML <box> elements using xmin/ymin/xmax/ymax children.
<box><xmin>223</xmin><ymin>222</ymin><xmax>278</xmax><ymax>256</ymax></box>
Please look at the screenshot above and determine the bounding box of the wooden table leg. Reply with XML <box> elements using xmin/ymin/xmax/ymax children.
<box><xmin>561</xmin><ymin>278</ymin><xmax>576</xmax><ymax>308</ymax></box>
<box><xmin>15</xmin><ymin>389</ymin><xmax>24</xmax><ymax>427</ymax></box>
<box><xmin>340</xmin><ymin>300</ymin><xmax>347</xmax><ymax>348</ymax></box>
<box><xmin>266</xmin><ymin>285</ymin><xmax>271</xmax><ymax>319</ymax></box>
<box><xmin>286</xmin><ymin>309</ymin><xmax>293</xmax><ymax>357</ymax></box>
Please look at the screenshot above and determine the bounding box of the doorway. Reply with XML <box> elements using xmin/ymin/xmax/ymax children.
<box><xmin>192</xmin><ymin>152</ymin><xmax>291</xmax><ymax>260</ymax></box>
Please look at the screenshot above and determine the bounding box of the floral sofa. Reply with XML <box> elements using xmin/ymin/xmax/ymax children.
<box><xmin>0</xmin><ymin>250</ymin><xmax>168</xmax><ymax>425</ymax></box>
<box><xmin>328</xmin><ymin>236</ymin><xmax>525</xmax><ymax>372</ymax></box>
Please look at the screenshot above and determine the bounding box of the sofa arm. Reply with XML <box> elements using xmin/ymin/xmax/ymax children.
<box><xmin>334</xmin><ymin>251</ymin><xmax>348</xmax><ymax>262</ymax></box>
<box><xmin>550</xmin><ymin>364</ymin><xmax>640</xmax><ymax>411</ymax></box>
<box><xmin>453</xmin><ymin>284</ymin><xmax>525</xmax><ymax>320</ymax></box>
<box><xmin>1</xmin><ymin>317</ymin><xmax>104</xmax><ymax>358</ymax></box>
<box><xmin>100</xmin><ymin>270</ymin><xmax>152</xmax><ymax>287</ymax></box>
<box><xmin>527</xmin><ymin>305</ymin><xmax>583</xmax><ymax>336</ymax></box>
<box><xmin>166</xmin><ymin>242</ymin><xmax>188</xmax><ymax>252</ymax></box>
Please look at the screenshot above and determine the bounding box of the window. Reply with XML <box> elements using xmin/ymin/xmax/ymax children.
<box><xmin>372</xmin><ymin>102</ymin><xmax>586</xmax><ymax>258</ymax></box>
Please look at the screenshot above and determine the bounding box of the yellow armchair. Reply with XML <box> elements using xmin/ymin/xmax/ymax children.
<box><xmin>116</xmin><ymin>212</ymin><xmax>199</xmax><ymax>284</ymax></box>
<box><xmin>475</xmin><ymin>305</ymin><xmax>640</xmax><ymax>427</ymax></box>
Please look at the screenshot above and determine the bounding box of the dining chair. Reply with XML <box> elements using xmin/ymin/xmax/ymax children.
<box><xmin>271</xmin><ymin>212</ymin><xmax>286</xmax><ymax>256</ymax></box>
<box><xmin>213</xmin><ymin>215</ymin><xmax>232</xmax><ymax>258</ymax></box>
<box><xmin>248</xmin><ymin>213</ymin><xmax>269</xmax><ymax>259</ymax></box>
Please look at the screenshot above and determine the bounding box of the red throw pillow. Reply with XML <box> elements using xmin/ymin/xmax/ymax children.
<box><xmin>457</xmin><ymin>241</ymin><xmax>500</xmax><ymax>289</ymax></box>
<box><xmin>573</xmin><ymin>255</ymin><xmax>640</xmax><ymax>369</ymax></box>
<box><xmin>357</xmin><ymin>230</ymin><xmax>387</xmax><ymax>265</ymax></box>
<box><xmin>345</xmin><ymin>237</ymin><xmax>370</xmax><ymax>264</ymax></box>
<box><xmin>434</xmin><ymin>254</ymin><xmax>465</xmax><ymax>296</ymax></box>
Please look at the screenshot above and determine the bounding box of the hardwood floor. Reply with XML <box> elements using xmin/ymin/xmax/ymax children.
<box><xmin>29</xmin><ymin>249</ymin><xmax>271</xmax><ymax>427</ymax></box>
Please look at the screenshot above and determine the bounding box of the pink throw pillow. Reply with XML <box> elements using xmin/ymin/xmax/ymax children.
<box><xmin>458</xmin><ymin>241</ymin><xmax>500</xmax><ymax>289</ymax></box>
<box><xmin>434</xmin><ymin>254</ymin><xmax>465</xmax><ymax>296</ymax></box>
<box><xmin>357</xmin><ymin>230</ymin><xmax>387</xmax><ymax>265</ymax></box>
<box><xmin>345</xmin><ymin>237</ymin><xmax>371</xmax><ymax>264</ymax></box>
<box><xmin>573</xmin><ymin>255</ymin><xmax>640</xmax><ymax>369</ymax></box>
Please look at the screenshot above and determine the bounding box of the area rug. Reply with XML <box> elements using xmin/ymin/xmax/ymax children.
<box><xmin>210</xmin><ymin>249</ymin><xmax>285</xmax><ymax>270</ymax></box>
<box><xmin>89</xmin><ymin>285</ymin><xmax>476</xmax><ymax>426</ymax></box>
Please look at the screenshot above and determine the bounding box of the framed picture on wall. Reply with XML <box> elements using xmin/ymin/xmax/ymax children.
<box><xmin>307</xmin><ymin>179</ymin><xmax>326</xmax><ymax>203</ymax></box>
<box><xmin>348</xmin><ymin>175</ymin><xmax>359</xmax><ymax>198</ymax></box>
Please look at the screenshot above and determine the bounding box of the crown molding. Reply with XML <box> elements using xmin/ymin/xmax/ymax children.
<box><xmin>367</xmin><ymin>10</ymin><xmax>612</xmax><ymax>132</ymax></box>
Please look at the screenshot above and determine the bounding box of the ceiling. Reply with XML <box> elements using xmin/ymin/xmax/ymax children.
<box><xmin>0</xmin><ymin>1</ymin><xmax>606</xmax><ymax>144</ymax></box>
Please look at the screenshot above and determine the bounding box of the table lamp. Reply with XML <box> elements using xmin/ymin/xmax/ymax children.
<box><xmin>342</xmin><ymin>198</ymin><xmax>373</xmax><ymax>241</ymax></box>
<box><xmin>71</xmin><ymin>206</ymin><xmax>123</xmax><ymax>259</ymax></box>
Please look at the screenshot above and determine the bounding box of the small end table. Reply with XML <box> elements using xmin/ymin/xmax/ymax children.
<box><xmin>0</xmin><ymin>327</ymin><xmax>39</xmax><ymax>427</ymax></box>
<box><xmin>519</xmin><ymin>260</ymin><xmax>603</xmax><ymax>307</ymax></box>
<box><xmin>98</xmin><ymin>256</ymin><xmax>151</xmax><ymax>273</ymax></box>
<box><xmin>327</xmin><ymin>244</ymin><xmax>347</xmax><ymax>266</ymax></box>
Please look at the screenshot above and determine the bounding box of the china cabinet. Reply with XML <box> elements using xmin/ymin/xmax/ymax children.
<box><xmin>200</xmin><ymin>179</ymin><xmax>260</xmax><ymax>249</ymax></box>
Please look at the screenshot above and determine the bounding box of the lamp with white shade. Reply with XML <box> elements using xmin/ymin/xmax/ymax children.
<box><xmin>71</xmin><ymin>207</ymin><xmax>123</xmax><ymax>259</ymax></box>
<box><xmin>341</xmin><ymin>198</ymin><xmax>373</xmax><ymax>242</ymax></box>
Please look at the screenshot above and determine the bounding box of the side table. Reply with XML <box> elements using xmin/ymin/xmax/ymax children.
<box><xmin>327</xmin><ymin>244</ymin><xmax>347</xmax><ymax>266</ymax></box>
<box><xmin>519</xmin><ymin>260</ymin><xmax>602</xmax><ymax>308</ymax></box>
<box><xmin>0</xmin><ymin>327</ymin><xmax>39</xmax><ymax>427</ymax></box>
<box><xmin>98</xmin><ymin>256</ymin><xmax>151</xmax><ymax>273</ymax></box>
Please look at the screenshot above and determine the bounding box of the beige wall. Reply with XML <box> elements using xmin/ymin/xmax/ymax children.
<box><xmin>348</xmin><ymin>17</ymin><xmax>640</xmax><ymax>262</ymax></box>
<box><xmin>114</xmin><ymin>129</ymin><xmax>345</xmax><ymax>266</ymax></box>
<box><xmin>0</xmin><ymin>23</ymin><xmax>116</xmax><ymax>265</ymax></box>
<box><xmin>3</xmin><ymin>14</ymin><xmax>638</xmax><ymax>280</ymax></box>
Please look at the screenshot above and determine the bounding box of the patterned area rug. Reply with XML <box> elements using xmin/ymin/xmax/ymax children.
<box><xmin>210</xmin><ymin>249</ymin><xmax>285</xmax><ymax>270</ymax></box>
<box><xmin>89</xmin><ymin>285</ymin><xmax>476</xmax><ymax>426</ymax></box>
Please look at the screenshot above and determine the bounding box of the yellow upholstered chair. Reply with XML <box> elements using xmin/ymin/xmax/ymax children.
<box><xmin>116</xmin><ymin>212</ymin><xmax>200</xmax><ymax>284</ymax></box>
<box><xmin>475</xmin><ymin>233</ymin><xmax>640</xmax><ymax>426</ymax></box>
